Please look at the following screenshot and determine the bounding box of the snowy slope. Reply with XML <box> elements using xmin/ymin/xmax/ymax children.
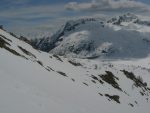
<box><xmin>33</xmin><ymin>13</ymin><xmax>150</xmax><ymax>59</ymax></box>
<box><xmin>0</xmin><ymin>28</ymin><xmax>150</xmax><ymax>113</ymax></box>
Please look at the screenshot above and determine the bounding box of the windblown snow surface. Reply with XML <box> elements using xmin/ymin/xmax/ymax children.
<box><xmin>0</xmin><ymin>25</ymin><xmax>150</xmax><ymax>113</ymax></box>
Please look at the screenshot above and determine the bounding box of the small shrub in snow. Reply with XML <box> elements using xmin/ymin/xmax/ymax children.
<box><xmin>18</xmin><ymin>46</ymin><xmax>36</xmax><ymax>58</ymax></box>
<box><xmin>53</xmin><ymin>54</ymin><xmax>63</xmax><ymax>62</ymax></box>
<box><xmin>122</xmin><ymin>70</ymin><xmax>148</xmax><ymax>88</ymax></box>
<box><xmin>37</xmin><ymin>60</ymin><xmax>43</xmax><ymax>66</ymax></box>
<box><xmin>68</xmin><ymin>60</ymin><xmax>82</xmax><ymax>66</ymax></box>
<box><xmin>100</xmin><ymin>71</ymin><xmax>122</xmax><ymax>91</ymax></box>
<box><xmin>105</xmin><ymin>94</ymin><xmax>120</xmax><ymax>104</ymax></box>
<box><xmin>57</xmin><ymin>71</ymin><xmax>68</xmax><ymax>77</ymax></box>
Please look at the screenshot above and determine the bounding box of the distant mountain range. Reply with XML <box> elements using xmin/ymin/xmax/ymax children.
<box><xmin>32</xmin><ymin>13</ymin><xmax>150</xmax><ymax>59</ymax></box>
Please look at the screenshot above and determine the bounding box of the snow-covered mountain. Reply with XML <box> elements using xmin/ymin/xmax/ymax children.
<box><xmin>0</xmin><ymin>26</ymin><xmax>150</xmax><ymax>113</ymax></box>
<box><xmin>107</xmin><ymin>13</ymin><xmax>150</xmax><ymax>27</ymax></box>
<box><xmin>34</xmin><ymin>13</ymin><xmax>150</xmax><ymax>59</ymax></box>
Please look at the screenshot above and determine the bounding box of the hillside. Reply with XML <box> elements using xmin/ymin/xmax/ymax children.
<box><xmin>0</xmin><ymin>27</ymin><xmax>150</xmax><ymax>113</ymax></box>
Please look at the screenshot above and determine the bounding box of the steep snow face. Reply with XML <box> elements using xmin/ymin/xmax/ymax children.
<box><xmin>0</xmin><ymin>29</ymin><xmax>150</xmax><ymax>113</ymax></box>
<box><xmin>34</xmin><ymin>14</ymin><xmax>150</xmax><ymax>59</ymax></box>
<box><xmin>35</xmin><ymin>18</ymin><xmax>98</xmax><ymax>52</ymax></box>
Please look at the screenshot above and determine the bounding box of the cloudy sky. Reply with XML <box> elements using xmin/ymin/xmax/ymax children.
<box><xmin>0</xmin><ymin>0</ymin><xmax>150</xmax><ymax>38</ymax></box>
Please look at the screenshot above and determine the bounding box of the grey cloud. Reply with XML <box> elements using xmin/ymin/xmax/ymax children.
<box><xmin>65</xmin><ymin>0</ymin><xmax>150</xmax><ymax>12</ymax></box>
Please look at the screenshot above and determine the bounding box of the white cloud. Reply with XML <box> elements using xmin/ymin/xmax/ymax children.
<box><xmin>65</xmin><ymin>0</ymin><xmax>150</xmax><ymax>12</ymax></box>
